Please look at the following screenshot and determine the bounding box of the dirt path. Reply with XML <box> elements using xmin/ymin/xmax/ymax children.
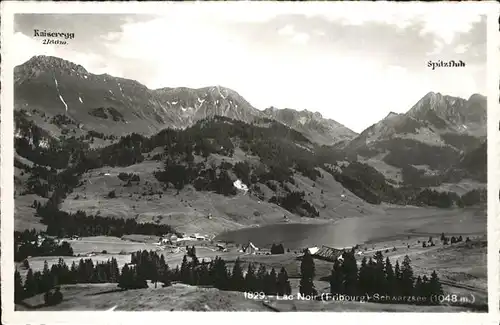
<box><xmin>440</xmin><ymin>279</ymin><xmax>487</xmax><ymax>294</ymax></box>
<box><xmin>262</xmin><ymin>301</ymin><xmax>280</xmax><ymax>312</ymax></box>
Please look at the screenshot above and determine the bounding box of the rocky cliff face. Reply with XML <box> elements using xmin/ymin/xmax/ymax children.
<box><xmin>15</xmin><ymin>55</ymin><xmax>355</xmax><ymax>146</ymax></box>
<box><xmin>263</xmin><ymin>107</ymin><xmax>357</xmax><ymax>145</ymax></box>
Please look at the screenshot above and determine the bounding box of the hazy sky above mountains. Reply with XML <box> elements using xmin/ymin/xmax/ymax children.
<box><xmin>13</xmin><ymin>3</ymin><xmax>487</xmax><ymax>133</ymax></box>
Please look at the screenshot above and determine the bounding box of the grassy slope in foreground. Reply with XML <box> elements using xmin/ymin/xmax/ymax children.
<box><xmin>16</xmin><ymin>282</ymin><xmax>473</xmax><ymax>312</ymax></box>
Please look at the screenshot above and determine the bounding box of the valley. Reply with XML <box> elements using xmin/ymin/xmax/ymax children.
<box><xmin>13</xmin><ymin>55</ymin><xmax>487</xmax><ymax>312</ymax></box>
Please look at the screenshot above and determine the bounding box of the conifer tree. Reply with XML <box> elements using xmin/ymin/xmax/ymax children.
<box><xmin>357</xmin><ymin>257</ymin><xmax>370</xmax><ymax>295</ymax></box>
<box><xmin>180</xmin><ymin>255</ymin><xmax>191</xmax><ymax>284</ymax></box>
<box><xmin>132</xmin><ymin>266</ymin><xmax>148</xmax><ymax>289</ymax></box>
<box><xmin>109</xmin><ymin>258</ymin><xmax>120</xmax><ymax>283</ymax></box>
<box><xmin>173</xmin><ymin>265</ymin><xmax>180</xmax><ymax>282</ymax></box>
<box><xmin>266</xmin><ymin>268</ymin><xmax>278</xmax><ymax>295</ymax></box>
<box><xmin>330</xmin><ymin>258</ymin><xmax>344</xmax><ymax>294</ymax></box>
<box><xmin>15</xmin><ymin>270</ymin><xmax>25</xmax><ymax>303</ymax></box>
<box><xmin>213</xmin><ymin>257</ymin><xmax>230</xmax><ymax>290</ymax></box>
<box><xmin>414</xmin><ymin>275</ymin><xmax>424</xmax><ymax>301</ymax></box>
<box><xmin>244</xmin><ymin>262</ymin><xmax>257</xmax><ymax>292</ymax></box>
<box><xmin>151</xmin><ymin>257</ymin><xmax>159</xmax><ymax>288</ymax></box>
<box><xmin>393</xmin><ymin>260</ymin><xmax>402</xmax><ymax>295</ymax></box>
<box><xmin>69</xmin><ymin>262</ymin><xmax>78</xmax><ymax>284</ymax></box>
<box><xmin>342</xmin><ymin>250</ymin><xmax>358</xmax><ymax>296</ymax></box>
<box><xmin>373</xmin><ymin>251</ymin><xmax>387</xmax><ymax>295</ymax></box>
<box><xmin>118</xmin><ymin>264</ymin><xmax>131</xmax><ymax>289</ymax></box>
<box><xmin>400</xmin><ymin>255</ymin><xmax>414</xmax><ymax>296</ymax></box>
<box><xmin>300</xmin><ymin>249</ymin><xmax>316</xmax><ymax>296</ymax></box>
<box><xmin>197</xmin><ymin>261</ymin><xmax>209</xmax><ymax>286</ymax></box>
<box><xmin>190</xmin><ymin>246</ymin><xmax>197</xmax><ymax>258</ymax></box>
<box><xmin>428</xmin><ymin>271</ymin><xmax>443</xmax><ymax>297</ymax></box>
<box><xmin>256</xmin><ymin>264</ymin><xmax>268</xmax><ymax>292</ymax></box>
<box><xmin>34</xmin><ymin>271</ymin><xmax>43</xmax><ymax>294</ymax></box>
<box><xmin>420</xmin><ymin>275</ymin><xmax>431</xmax><ymax>301</ymax></box>
<box><xmin>230</xmin><ymin>258</ymin><xmax>245</xmax><ymax>291</ymax></box>
<box><xmin>41</xmin><ymin>260</ymin><xmax>52</xmax><ymax>293</ymax></box>
<box><xmin>384</xmin><ymin>257</ymin><xmax>395</xmax><ymax>296</ymax></box>
<box><xmin>160</xmin><ymin>255</ymin><xmax>166</xmax><ymax>270</ymax></box>
<box><xmin>277</xmin><ymin>267</ymin><xmax>291</xmax><ymax>295</ymax></box>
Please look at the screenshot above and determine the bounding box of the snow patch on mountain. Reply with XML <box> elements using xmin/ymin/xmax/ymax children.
<box><xmin>79</xmin><ymin>96</ymin><xmax>83</xmax><ymax>103</ymax></box>
<box><xmin>53</xmin><ymin>77</ymin><xmax>68</xmax><ymax>112</ymax></box>
<box><xmin>295</xmin><ymin>143</ymin><xmax>313</xmax><ymax>152</ymax></box>
<box><xmin>217</xmin><ymin>86</ymin><xmax>227</xmax><ymax>99</ymax></box>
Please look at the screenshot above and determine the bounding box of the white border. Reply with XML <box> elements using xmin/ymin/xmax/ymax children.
<box><xmin>1</xmin><ymin>1</ymin><xmax>499</xmax><ymax>325</ymax></box>
<box><xmin>486</xmin><ymin>3</ymin><xmax>500</xmax><ymax>321</ymax></box>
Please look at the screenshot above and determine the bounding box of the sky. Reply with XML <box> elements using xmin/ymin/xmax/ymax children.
<box><xmin>12</xmin><ymin>3</ymin><xmax>487</xmax><ymax>133</ymax></box>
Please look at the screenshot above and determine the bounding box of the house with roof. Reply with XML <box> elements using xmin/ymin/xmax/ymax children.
<box><xmin>309</xmin><ymin>245</ymin><xmax>348</xmax><ymax>262</ymax></box>
<box><xmin>242</xmin><ymin>241</ymin><xmax>259</xmax><ymax>254</ymax></box>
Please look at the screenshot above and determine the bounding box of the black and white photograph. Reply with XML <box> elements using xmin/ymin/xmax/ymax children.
<box><xmin>1</xmin><ymin>1</ymin><xmax>497</xmax><ymax>322</ymax></box>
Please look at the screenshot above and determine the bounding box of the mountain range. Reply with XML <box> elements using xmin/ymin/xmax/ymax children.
<box><xmin>15</xmin><ymin>55</ymin><xmax>358</xmax><ymax>146</ymax></box>
<box><xmin>13</xmin><ymin>55</ymin><xmax>487</xmax><ymax>233</ymax></box>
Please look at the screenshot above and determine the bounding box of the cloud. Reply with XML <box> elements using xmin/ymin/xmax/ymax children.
<box><xmin>454</xmin><ymin>44</ymin><xmax>470</xmax><ymax>54</ymax></box>
<box><xmin>291</xmin><ymin>32</ymin><xmax>310</xmax><ymax>44</ymax></box>
<box><xmin>278</xmin><ymin>24</ymin><xmax>294</xmax><ymax>36</ymax></box>
<box><xmin>277</xmin><ymin>24</ymin><xmax>310</xmax><ymax>44</ymax></box>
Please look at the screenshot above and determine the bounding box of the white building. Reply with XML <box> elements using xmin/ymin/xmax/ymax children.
<box><xmin>233</xmin><ymin>179</ymin><xmax>249</xmax><ymax>194</ymax></box>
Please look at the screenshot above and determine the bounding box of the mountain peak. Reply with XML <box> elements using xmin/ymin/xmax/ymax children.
<box><xmin>468</xmin><ymin>93</ymin><xmax>486</xmax><ymax>102</ymax></box>
<box><xmin>407</xmin><ymin>91</ymin><xmax>458</xmax><ymax>117</ymax></box>
<box><xmin>423</xmin><ymin>91</ymin><xmax>442</xmax><ymax>98</ymax></box>
<box><xmin>385</xmin><ymin>111</ymin><xmax>400</xmax><ymax>119</ymax></box>
<box><xmin>262</xmin><ymin>106</ymin><xmax>357</xmax><ymax>145</ymax></box>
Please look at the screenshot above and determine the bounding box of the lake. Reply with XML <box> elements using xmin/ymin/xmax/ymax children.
<box><xmin>214</xmin><ymin>207</ymin><xmax>486</xmax><ymax>249</ymax></box>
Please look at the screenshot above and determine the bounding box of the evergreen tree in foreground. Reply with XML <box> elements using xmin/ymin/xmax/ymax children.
<box><xmin>330</xmin><ymin>258</ymin><xmax>344</xmax><ymax>294</ymax></box>
<box><xmin>15</xmin><ymin>270</ymin><xmax>25</xmax><ymax>303</ymax></box>
<box><xmin>256</xmin><ymin>264</ymin><xmax>268</xmax><ymax>293</ymax></box>
<box><xmin>341</xmin><ymin>249</ymin><xmax>358</xmax><ymax>295</ymax></box>
<box><xmin>277</xmin><ymin>267</ymin><xmax>292</xmax><ymax>295</ymax></box>
<box><xmin>118</xmin><ymin>264</ymin><xmax>132</xmax><ymax>289</ymax></box>
<box><xmin>373</xmin><ymin>251</ymin><xmax>387</xmax><ymax>295</ymax></box>
<box><xmin>245</xmin><ymin>263</ymin><xmax>257</xmax><ymax>292</ymax></box>
<box><xmin>400</xmin><ymin>255</ymin><xmax>414</xmax><ymax>296</ymax></box>
<box><xmin>300</xmin><ymin>249</ymin><xmax>316</xmax><ymax>296</ymax></box>
<box><xmin>428</xmin><ymin>270</ymin><xmax>443</xmax><ymax>299</ymax></box>
<box><xmin>230</xmin><ymin>258</ymin><xmax>245</xmax><ymax>292</ymax></box>
<box><xmin>357</xmin><ymin>256</ymin><xmax>371</xmax><ymax>295</ymax></box>
<box><xmin>265</xmin><ymin>268</ymin><xmax>278</xmax><ymax>295</ymax></box>
<box><xmin>394</xmin><ymin>260</ymin><xmax>402</xmax><ymax>295</ymax></box>
<box><xmin>384</xmin><ymin>257</ymin><xmax>395</xmax><ymax>296</ymax></box>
